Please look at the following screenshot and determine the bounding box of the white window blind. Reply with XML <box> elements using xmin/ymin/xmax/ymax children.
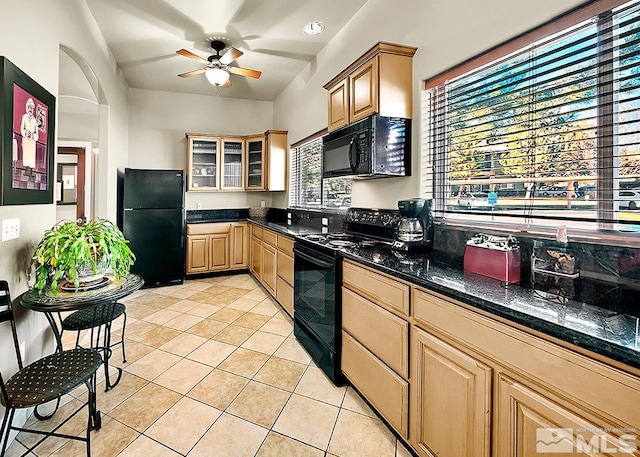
<box><xmin>425</xmin><ymin>0</ymin><xmax>640</xmax><ymax>234</ymax></box>
<box><xmin>289</xmin><ymin>137</ymin><xmax>352</xmax><ymax>209</ymax></box>
<box><xmin>289</xmin><ymin>138</ymin><xmax>322</xmax><ymax>208</ymax></box>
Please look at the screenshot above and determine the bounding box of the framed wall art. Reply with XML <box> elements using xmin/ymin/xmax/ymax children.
<box><xmin>0</xmin><ymin>56</ymin><xmax>55</xmax><ymax>205</ymax></box>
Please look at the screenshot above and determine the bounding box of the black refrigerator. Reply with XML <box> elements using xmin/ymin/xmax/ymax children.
<box><xmin>118</xmin><ymin>168</ymin><xmax>185</xmax><ymax>287</ymax></box>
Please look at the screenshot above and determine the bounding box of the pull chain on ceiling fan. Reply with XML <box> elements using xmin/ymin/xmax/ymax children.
<box><xmin>176</xmin><ymin>40</ymin><xmax>262</xmax><ymax>88</ymax></box>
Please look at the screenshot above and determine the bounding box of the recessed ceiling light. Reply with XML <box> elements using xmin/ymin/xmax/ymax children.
<box><xmin>303</xmin><ymin>21</ymin><xmax>325</xmax><ymax>36</ymax></box>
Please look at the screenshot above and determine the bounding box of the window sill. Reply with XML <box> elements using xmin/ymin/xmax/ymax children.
<box><xmin>436</xmin><ymin>218</ymin><xmax>640</xmax><ymax>249</ymax></box>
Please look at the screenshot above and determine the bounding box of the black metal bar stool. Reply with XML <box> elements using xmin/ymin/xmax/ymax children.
<box><xmin>0</xmin><ymin>281</ymin><xmax>102</xmax><ymax>457</ymax></box>
<box><xmin>60</xmin><ymin>301</ymin><xmax>127</xmax><ymax>391</ymax></box>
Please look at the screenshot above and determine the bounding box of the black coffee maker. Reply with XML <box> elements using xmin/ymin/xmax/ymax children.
<box><xmin>393</xmin><ymin>198</ymin><xmax>434</xmax><ymax>250</ymax></box>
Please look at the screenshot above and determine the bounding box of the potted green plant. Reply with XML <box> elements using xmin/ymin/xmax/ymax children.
<box><xmin>32</xmin><ymin>218</ymin><xmax>135</xmax><ymax>295</ymax></box>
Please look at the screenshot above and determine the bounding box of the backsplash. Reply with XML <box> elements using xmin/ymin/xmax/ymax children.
<box><xmin>269</xmin><ymin>208</ymin><xmax>345</xmax><ymax>233</ymax></box>
<box><xmin>434</xmin><ymin>224</ymin><xmax>640</xmax><ymax>315</ymax></box>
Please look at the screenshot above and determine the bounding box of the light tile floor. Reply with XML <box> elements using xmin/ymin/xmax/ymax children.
<box><xmin>6</xmin><ymin>274</ymin><xmax>413</xmax><ymax>457</ymax></box>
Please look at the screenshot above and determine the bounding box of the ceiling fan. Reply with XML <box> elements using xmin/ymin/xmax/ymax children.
<box><xmin>176</xmin><ymin>40</ymin><xmax>262</xmax><ymax>87</ymax></box>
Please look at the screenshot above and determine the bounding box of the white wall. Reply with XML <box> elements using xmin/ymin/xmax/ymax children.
<box><xmin>0</xmin><ymin>0</ymin><xmax>129</xmax><ymax>435</ymax></box>
<box><xmin>127</xmin><ymin>88</ymin><xmax>277</xmax><ymax>210</ymax></box>
<box><xmin>273</xmin><ymin>0</ymin><xmax>587</xmax><ymax>209</ymax></box>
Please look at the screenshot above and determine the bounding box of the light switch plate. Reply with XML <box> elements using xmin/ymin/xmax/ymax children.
<box><xmin>322</xmin><ymin>218</ymin><xmax>329</xmax><ymax>225</ymax></box>
<box><xmin>2</xmin><ymin>218</ymin><xmax>20</xmax><ymax>241</ymax></box>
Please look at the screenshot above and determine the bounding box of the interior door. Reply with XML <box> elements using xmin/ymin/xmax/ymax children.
<box><xmin>57</xmin><ymin>147</ymin><xmax>86</xmax><ymax>222</ymax></box>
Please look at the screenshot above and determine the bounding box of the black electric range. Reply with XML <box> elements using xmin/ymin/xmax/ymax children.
<box><xmin>292</xmin><ymin>208</ymin><xmax>406</xmax><ymax>385</ymax></box>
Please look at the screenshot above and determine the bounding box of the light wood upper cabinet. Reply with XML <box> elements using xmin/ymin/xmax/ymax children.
<box><xmin>328</xmin><ymin>79</ymin><xmax>349</xmax><ymax>131</ymax></box>
<box><xmin>265</xmin><ymin>130</ymin><xmax>287</xmax><ymax>192</ymax></box>
<box><xmin>245</xmin><ymin>135</ymin><xmax>265</xmax><ymax>190</ymax></box>
<box><xmin>187</xmin><ymin>134</ymin><xmax>219</xmax><ymax>191</ymax></box>
<box><xmin>245</xmin><ymin>130</ymin><xmax>288</xmax><ymax>191</ymax></box>
<box><xmin>187</xmin><ymin>131</ymin><xmax>287</xmax><ymax>192</ymax></box>
<box><xmin>220</xmin><ymin>138</ymin><xmax>244</xmax><ymax>190</ymax></box>
<box><xmin>324</xmin><ymin>42</ymin><xmax>417</xmax><ymax>132</ymax></box>
<box><xmin>349</xmin><ymin>57</ymin><xmax>378</xmax><ymax>123</ymax></box>
<box><xmin>410</xmin><ymin>325</ymin><xmax>492</xmax><ymax>457</ymax></box>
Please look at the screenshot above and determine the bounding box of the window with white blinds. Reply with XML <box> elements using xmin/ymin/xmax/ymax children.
<box><xmin>289</xmin><ymin>137</ymin><xmax>352</xmax><ymax>209</ymax></box>
<box><xmin>424</xmin><ymin>0</ymin><xmax>640</xmax><ymax>235</ymax></box>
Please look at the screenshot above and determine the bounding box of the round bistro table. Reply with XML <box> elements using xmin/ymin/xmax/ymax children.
<box><xmin>20</xmin><ymin>274</ymin><xmax>144</xmax><ymax>396</ymax></box>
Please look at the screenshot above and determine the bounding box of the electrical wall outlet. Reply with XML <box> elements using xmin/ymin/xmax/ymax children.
<box><xmin>260</xmin><ymin>201</ymin><xmax>266</xmax><ymax>208</ymax></box>
<box><xmin>2</xmin><ymin>218</ymin><xmax>20</xmax><ymax>241</ymax></box>
<box><xmin>322</xmin><ymin>218</ymin><xmax>329</xmax><ymax>225</ymax></box>
<box><xmin>196</xmin><ymin>202</ymin><xmax>202</xmax><ymax>210</ymax></box>
<box><xmin>322</xmin><ymin>226</ymin><xmax>328</xmax><ymax>234</ymax></box>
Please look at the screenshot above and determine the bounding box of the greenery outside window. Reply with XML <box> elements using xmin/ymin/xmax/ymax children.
<box><xmin>424</xmin><ymin>0</ymin><xmax>640</xmax><ymax>238</ymax></box>
<box><xmin>289</xmin><ymin>137</ymin><xmax>352</xmax><ymax>209</ymax></box>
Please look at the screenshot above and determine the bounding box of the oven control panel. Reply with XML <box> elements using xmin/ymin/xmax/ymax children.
<box><xmin>345</xmin><ymin>208</ymin><xmax>401</xmax><ymax>227</ymax></box>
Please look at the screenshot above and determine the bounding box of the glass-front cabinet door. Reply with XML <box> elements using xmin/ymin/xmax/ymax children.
<box><xmin>245</xmin><ymin>135</ymin><xmax>265</xmax><ymax>190</ymax></box>
<box><xmin>187</xmin><ymin>134</ymin><xmax>219</xmax><ymax>191</ymax></box>
<box><xmin>221</xmin><ymin>138</ymin><xmax>244</xmax><ymax>190</ymax></box>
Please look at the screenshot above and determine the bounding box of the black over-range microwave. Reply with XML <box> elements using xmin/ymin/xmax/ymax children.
<box><xmin>322</xmin><ymin>115</ymin><xmax>411</xmax><ymax>179</ymax></box>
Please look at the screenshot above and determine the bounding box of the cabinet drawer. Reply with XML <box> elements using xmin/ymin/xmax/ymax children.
<box><xmin>342</xmin><ymin>331</ymin><xmax>409</xmax><ymax>438</ymax></box>
<box><xmin>342</xmin><ymin>287</ymin><xmax>408</xmax><ymax>378</ymax></box>
<box><xmin>276</xmin><ymin>276</ymin><xmax>293</xmax><ymax>317</ymax></box>
<box><xmin>187</xmin><ymin>223</ymin><xmax>231</xmax><ymax>235</ymax></box>
<box><xmin>277</xmin><ymin>251</ymin><xmax>294</xmax><ymax>286</ymax></box>
<box><xmin>262</xmin><ymin>229</ymin><xmax>277</xmax><ymax>247</ymax></box>
<box><xmin>343</xmin><ymin>260</ymin><xmax>410</xmax><ymax>317</ymax></box>
<box><xmin>277</xmin><ymin>235</ymin><xmax>294</xmax><ymax>255</ymax></box>
<box><xmin>251</xmin><ymin>225</ymin><xmax>263</xmax><ymax>240</ymax></box>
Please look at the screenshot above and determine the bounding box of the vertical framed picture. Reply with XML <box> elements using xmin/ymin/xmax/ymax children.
<box><xmin>0</xmin><ymin>57</ymin><xmax>55</xmax><ymax>205</ymax></box>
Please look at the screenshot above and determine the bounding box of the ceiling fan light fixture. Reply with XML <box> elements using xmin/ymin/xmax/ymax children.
<box><xmin>205</xmin><ymin>67</ymin><xmax>230</xmax><ymax>86</ymax></box>
<box><xmin>303</xmin><ymin>21</ymin><xmax>325</xmax><ymax>35</ymax></box>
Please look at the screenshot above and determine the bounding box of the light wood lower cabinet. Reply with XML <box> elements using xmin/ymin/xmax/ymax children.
<box><xmin>339</xmin><ymin>259</ymin><xmax>640</xmax><ymax>457</ymax></box>
<box><xmin>231</xmin><ymin>223</ymin><xmax>248</xmax><ymax>268</ymax></box>
<box><xmin>276</xmin><ymin>276</ymin><xmax>293</xmax><ymax>316</ymax></box>
<box><xmin>187</xmin><ymin>222</ymin><xmax>249</xmax><ymax>274</ymax></box>
<box><xmin>410</xmin><ymin>325</ymin><xmax>491</xmax><ymax>457</ymax></box>
<box><xmin>208</xmin><ymin>233</ymin><xmax>230</xmax><ymax>270</ymax></box>
<box><xmin>341</xmin><ymin>260</ymin><xmax>411</xmax><ymax>438</ymax></box>
<box><xmin>250</xmin><ymin>225</ymin><xmax>262</xmax><ymax>277</ymax></box>
<box><xmin>412</xmin><ymin>287</ymin><xmax>640</xmax><ymax>457</ymax></box>
<box><xmin>343</xmin><ymin>259</ymin><xmax>409</xmax><ymax>318</ymax></box>
<box><xmin>261</xmin><ymin>241</ymin><xmax>277</xmax><ymax>296</ymax></box>
<box><xmin>186</xmin><ymin>235</ymin><xmax>209</xmax><ymax>273</ymax></box>
<box><xmin>248</xmin><ymin>223</ymin><xmax>294</xmax><ymax>316</ymax></box>
<box><xmin>276</xmin><ymin>234</ymin><xmax>294</xmax><ymax>316</ymax></box>
<box><xmin>342</xmin><ymin>331</ymin><xmax>409</xmax><ymax>437</ymax></box>
<box><xmin>342</xmin><ymin>287</ymin><xmax>408</xmax><ymax>377</ymax></box>
<box><xmin>496</xmin><ymin>375</ymin><xmax>628</xmax><ymax>457</ymax></box>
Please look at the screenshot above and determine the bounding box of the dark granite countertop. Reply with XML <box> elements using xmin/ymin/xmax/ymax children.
<box><xmin>340</xmin><ymin>245</ymin><xmax>640</xmax><ymax>371</ymax></box>
<box><xmin>247</xmin><ymin>219</ymin><xmax>640</xmax><ymax>371</ymax></box>
<box><xmin>186</xmin><ymin>209</ymin><xmax>249</xmax><ymax>223</ymax></box>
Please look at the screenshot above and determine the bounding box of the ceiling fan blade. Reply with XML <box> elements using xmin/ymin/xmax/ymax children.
<box><xmin>219</xmin><ymin>46</ymin><xmax>243</xmax><ymax>65</ymax></box>
<box><xmin>228</xmin><ymin>66</ymin><xmax>262</xmax><ymax>79</ymax></box>
<box><xmin>176</xmin><ymin>49</ymin><xmax>208</xmax><ymax>64</ymax></box>
<box><xmin>178</xmin><ymin>68</ymin><xmax>207</xmax><ymax>78</ymax></box>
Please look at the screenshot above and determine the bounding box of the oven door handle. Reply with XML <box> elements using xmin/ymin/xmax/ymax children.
<box><xmin>293</xmin><ymin>247</ymin><xmax>335</xmax><ymax>269</ymax></box>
